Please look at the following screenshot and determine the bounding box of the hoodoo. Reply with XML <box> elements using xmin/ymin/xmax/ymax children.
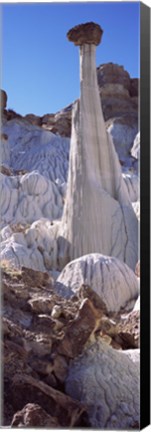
<box><xmin>58</xmin><ymin>22</ymin><xmax>138</xmax><ymax>271</ymax></box>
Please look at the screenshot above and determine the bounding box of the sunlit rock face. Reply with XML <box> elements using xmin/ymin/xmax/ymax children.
<box><xmin>107</xmin><ymin>116</ymin><xmax>138</xmax><ymax>166</ymax></box>
<box><xmin>131</xmin><ymin>131</ymin><xmax>140</xmax><ymax>160</ymax></box>
<box><xmin>55</xmin><ymin>253</ymin><xmax>139</xmax><ymax>313</ymax></box>
<box><xmin>58</xmin><ymin>24</ymin><xmax>138</xmax><ymax>271</ymax></box>
<box><xmin>0</xmin><ymin>120</ymin><xmax>69</xmax><ymax>230</ymax></box>
<box><xmin>65</xmin><ymin>340</ymin><xmax>140</xmax><ymax>429</ymax></box>
<box><xmin>2</xmin><ymin>119</ymin><xmax>69</xmax><ymax>183</ymax></box>
<box><xmin>0</xmin><ymin>171</ymin><xmax>63</xmax><ymax>228</ymax></box>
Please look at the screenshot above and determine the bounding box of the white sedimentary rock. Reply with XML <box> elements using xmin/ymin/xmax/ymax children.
<box><xmin>0</xmin><ymin>171</ymin><xmax>63</xmax><ymax>228</ymax></box>
<box><xmin>133</xmin><ymin>295</ymin><xmax>140</xmax><ymax>312</ymax></box>
<box><xmin>0</xmin><ymin>225</ymin><xmax>14</xmax><ymax>241</ymax></box>
<box><xmin>0</xmin><ymin>134</ymin><xmax>10</xmax><ymax>165</ymax></box>
<box><xmin>132</xmin><ymin>201</ymin><xmax>140</xmax><ymax>221</ymax></box>
<box><xmin>2</xmin><ymin>119</ymin><xmax>69</xmax><ymax>184</ymax></box>
<box><xmin>107</xmin><ymin>121</ymin><xmax>138</xmax><ymax>164</ymax></box>
<box><xmin>55</xmin><ymin>253</ymin><xmax>138</xmax><ymax>312</ymax></box>
<box><xmin>66</xmin><ymin>340</ymin><xmax>140</xmax><ymax>428</ymax></box>
<box><xmin>58</xmin><ymin>37</ymin><xmax>138</xmax><ymax>271</ymax></box>
<box><xmin>131</xmin><ymin>132</ymin><xmax>140</xmax><ymax>160</ymax></box>
<box><xmin>0</xmin><ymin>219</ymin><xmax>59</xmax><ymax>273</ymax></box>
<box><xmin>122</xmin><ymin>173</ymin><xmax>139</xmax><ymax>202</ymax></box>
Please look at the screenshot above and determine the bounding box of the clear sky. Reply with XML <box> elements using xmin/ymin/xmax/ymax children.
<box><xmin>2</xmin><ymin>2</ymin><xmax>140</xmax><ymax>116</ymax></box>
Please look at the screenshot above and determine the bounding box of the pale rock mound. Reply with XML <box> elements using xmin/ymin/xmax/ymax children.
<box><xmin>55</xmin><ymin>254</ymin><xmax>138</xmax><ymax>313</ymax></box>
<box><xmin>107</xmin><ymin>116</ymin><xmax>138</xmax><ymax>166</ymax></box>
<box><xmin>2</xmin><ymin>119</ymin><xmax>69</xmax><ymax>185</ymax></box>
<box><xmin>0</xmin><ymin>170</ymin><xmax>63</xmax><ymax>228</ymax></box>
<box><xmin>66</xmin><ymin>340</ymin><xmax>140</xmax><ymax>429</ymax></box>
<box><xmin>0</xmin><ymin>219</ymin><xmax>59</xmax><ymax>273</ymax></box>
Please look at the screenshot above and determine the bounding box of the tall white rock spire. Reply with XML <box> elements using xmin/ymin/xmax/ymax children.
<box><xmin>58</xmin><ymin>22</ymin><xmax>138</xmax><ymax>271</ymax></box>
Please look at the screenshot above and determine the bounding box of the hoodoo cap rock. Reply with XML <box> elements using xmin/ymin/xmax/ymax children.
<box><xmin>67</xmin><ymin>22</ymin><xmax>103</xmax><ymax>46</ymax></box>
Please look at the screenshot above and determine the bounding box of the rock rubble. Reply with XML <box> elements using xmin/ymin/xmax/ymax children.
<box><xmin>2</xmin><ymin>263</ymin><xmax>140</xmax><ymax>427</ymax></box>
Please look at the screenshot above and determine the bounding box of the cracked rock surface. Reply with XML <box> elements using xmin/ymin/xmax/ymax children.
<box><xmin>65</xmin><ymin>339</ymin><xmax>140</xmax><ymax>429</ymax></box>
<box><xmin>55</xmin><ymin>253</ymin><xmax>139</xmax><ymax>312</ymax></box>
<box><xmin>0</xmin><ymin>171</ymin><xmax>63</xmax><ymax>228</ymax></box>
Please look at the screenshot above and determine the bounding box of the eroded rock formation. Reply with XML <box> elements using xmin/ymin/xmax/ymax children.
<box><xmin>1</xmin><ymin>21</ymin><xmax>140</xmax><ymax>430</ymax></box>
<box><xmin>55</xmin><ymin>253</ymin><xmax>138</xmax><ymax>312</ymax></box>
<box><xmin>2</xmin><ymin>262</ymin><xmax>140</xmax><ymax>427</ymax></box>
<box><xmin>0</xmin><ymin>170</ymin><xmax>63</xmax><ymax>227</ymax></box>
<box><xmin>58</xmin><ymin>22</ymin><xmax>138</xmax><ymax>271</ymax></box>
<box><xmin>66</xmin><ymin>339</ymin><xmax>140</xmax><ymax>429</ymax></box>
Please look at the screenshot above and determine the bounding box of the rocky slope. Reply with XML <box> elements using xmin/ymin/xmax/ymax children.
<box><xmin>2</xmin><ymin>263</ymin><xmax>139</xmax><ymax>427</ymax></box>
<box><xmin>0</xmin><ymin>61</ymin><xmax>140</xmax><ymax>428</ymax></box>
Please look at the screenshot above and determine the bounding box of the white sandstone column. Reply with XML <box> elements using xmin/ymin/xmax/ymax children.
<box><xmin>58</xmin><ymin>22</ymin><xmax>138</xmax><ymax>271</ymax></box>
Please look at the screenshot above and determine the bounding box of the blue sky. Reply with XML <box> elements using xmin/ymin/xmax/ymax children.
<box><xmin>2</xmin><ymin>2</ymin><xmax>140</xmax><ymax>116</ymax></box>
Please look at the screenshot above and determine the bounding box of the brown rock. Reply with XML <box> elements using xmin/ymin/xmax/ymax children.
<box><xmin>106</xmin><ymin>113</ymin><xmax>138</xmax><ymax>129</ymax></box>
<box><xmin>14</xmin><ymin>168</ymin><xmax>29</xmax><ymax>175</ymax></box>
<box><xmin>24</xmin><ymin>114</ymin><xmax>42</xmax><ymax>126</ymax></box>
<box><xmin>130</xmin><ymin>78</ymin><xmax>139</xmax><ymax>97</ymax></box>
<box><xmin>57</xmin><ymin>295</ymin><xmax>106</xmax><ymax>358</ymax></box>
<box><xmin>11</xmin><ymin>403</ymin><xmax>61</xmax><ymax>427</ymax></box>
<box><xmin>29</xmin><ymin>358</ymin><xmax>54</xmax><ymax>376</ymax></box>
<box><xmin>0</xmin><ymin>165</ymin><xmax>13</xmax><ymax>176</ymax></box>
<box><xmin>2</xmin><ymin>261</ymin><xmax>139</xmax><ymax>427</ymax></box>
<box><xmin>41</xmin><ymin>113</ymin><xmax>55</xmax><ymax>125</ymax></box>
<box><xmin>113</xmin><ymin>332</ymin><xmax>138</xmax><ymax>350</ymax></box>
<box><xmin>51</xmin><ymin>354</ymin><xmax>68</xmax><ymax>383</ymax></box>
<box><xmin>10</xmin><ymin>374</ymin><xmax>86</xmax><ymax>427</ymax></box>
<box><xmin>28</xmin><ymin>296</ymin><xmax>55</xmax><ymax>314</ymax></box>
<box><xmin>112</xmin><ymin>309</ymin><xmax>140</xmax><ymax>349</ymax></box>
<box><xmin>21</xmin><ymin>266</ymin><xmax>52</xmax><ymax>288</ymax></box>
<box><xmin>97</xmin><ymin>63</ymin><xmax>131</xmax><ymax>91</ymax></box>
<box><xmin>1</xmin><ymin>89</ymin><xmax>7</xmax><ymax>110</ymax></box>
<box><xmin>100</xmin><ymin>83</ymin><xmax>130</xmax><ymax>99</ymax></box>
<box><xmin>1</xmin><ymin>132</ymin><xmax>8</xmax><ymax>140</ymax></box>
<box><xmin>67</xmin><ymin>22</ymin><xmax>103</xmax><ymax>46</ymax></box>
<box><xmin>3</xmin><ymin>339</ymin><xmax>31</xmax><ymax>380</ymax></box>
<box><xmin>6</xmin><ymin>109</ymin><xmax>22</xmax><ymax>121</ymax></box>
<box><xmin>42</xmin><ymin>110</ymin><xmax>72</xmax><ymax>137</ymax></box>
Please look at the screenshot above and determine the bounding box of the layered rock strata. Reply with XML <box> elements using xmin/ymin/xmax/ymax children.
<box><xmin>57</xmin><ymin>22</ymin><xmax>138</xmax><ymax>271</ymax></box>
